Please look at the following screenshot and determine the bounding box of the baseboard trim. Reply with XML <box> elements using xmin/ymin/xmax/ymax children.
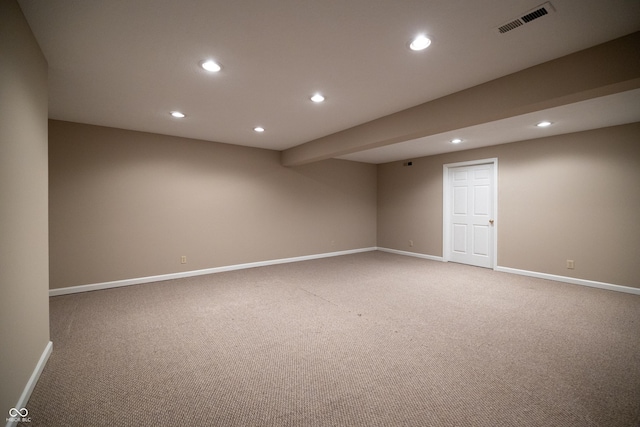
<box><xmin>49</xmin><ymin>248</ymin><xmax>639</xmax><ymax>297</ymax></box>
<box><xmin>495</xmin><ymin>266</ymin><xmax>640</xmax><ymax>295</ymax></box>
<box><xmin>376</xmin><ymin>249</ymin><xmax>638</xmax><ymax>295</ymax></box>
<box><xmin>377</xmin><ymin>247</ymin><xmax>444</xmax><ymax>262</ymax></box>
<box><xmin>49</xmin><ymin>247</ymin><xmax>378</xmax><ymax>296</ymax></box>
<box><xmin>5</xmin><ymin>341</ymin><xmax>53</xmax><ymax>427</ymax></box>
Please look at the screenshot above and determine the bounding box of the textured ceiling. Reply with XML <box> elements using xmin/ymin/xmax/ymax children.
<box><xmin>18</xmin><ymin>0</ymin><xmax>640</xmax><ymax>162</ymax></box>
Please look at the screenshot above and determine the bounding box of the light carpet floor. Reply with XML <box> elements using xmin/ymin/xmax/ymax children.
<box><xmin>26</xmin><ymin>251</ymin><xmax>640</xmax><ymax>426</ymax></box>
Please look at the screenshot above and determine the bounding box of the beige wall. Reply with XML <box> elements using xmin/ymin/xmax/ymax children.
<box><xmin>49</xmin><ymin>120</ymin><xmax>377</xmax><ymax>289</ymax></box>
<box><xmin>0</xmin><ymin>0</ymin><xmax>50</xmax><ymax>414</ymax></box>
<box><xmin>378</xmin><ymin>122</ymin><xmax>640</xmax><ymax>288</ymax></box>
<box><xmin>50</xmin><ymin>120</ymin><xmax>640</xmax><ymax>290</ymax></box>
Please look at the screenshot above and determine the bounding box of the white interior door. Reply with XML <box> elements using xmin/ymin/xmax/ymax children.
<box><xmin>446</xmin><ymin>162</ymin><xmax>495</xmax><ymax>268</ymax></box>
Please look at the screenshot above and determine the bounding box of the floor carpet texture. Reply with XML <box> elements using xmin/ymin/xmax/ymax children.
<box><xmin>25</xmin><ymin>251</ymin><xmax>640</xmax><ymax>426</ymax></box>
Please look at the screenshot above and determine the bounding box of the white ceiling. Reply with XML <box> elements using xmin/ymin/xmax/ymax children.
<box><xmin>18</xmin><ymin>0</ymin><xmax>640</xmax><ymax>163</ymax></box>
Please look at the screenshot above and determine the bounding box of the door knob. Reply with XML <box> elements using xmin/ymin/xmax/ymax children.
<box><xmin>489</xmin><ymin>219</ymin><xmax>494</xmax><ymax>225</ymax></box>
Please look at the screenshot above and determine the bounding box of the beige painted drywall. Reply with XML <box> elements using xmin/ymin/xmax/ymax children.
<box><xmin>378</xmin><ymin>122</ymin><xmax>640</xmax><ymax>288</ymax></box>
<box><xmin>0</xmin><ymin>0</ymin><xmax>50</xmax><ymax>415</ymax></box>
<box><xmin>282</xmin><ymin>32</ymin><xmax>640</xmax><ymax>166</ymax></box>
<box><xmin>49</xmin><ymin>120</ymin><xmax>377</xmax><ymax>289</ymax></box>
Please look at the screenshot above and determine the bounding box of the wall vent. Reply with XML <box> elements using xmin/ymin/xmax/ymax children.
<box><xmin>496</xmin><ymin>2</ymin><xmax>555</xmax><ymax>34</ymax></box>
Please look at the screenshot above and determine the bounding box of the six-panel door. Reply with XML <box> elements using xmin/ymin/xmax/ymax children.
<box><xmin>449</xmin><ymin>163</ymin><xmax>494</xmax><ymax>268</ymax></box>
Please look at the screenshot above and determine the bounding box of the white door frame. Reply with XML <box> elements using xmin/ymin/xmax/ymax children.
<box><xmin>443</xmin><ymin>158</ymin><xmax>498</xmax><ymax>269</ymax></box>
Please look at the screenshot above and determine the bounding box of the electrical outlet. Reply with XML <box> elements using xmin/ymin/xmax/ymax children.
<box><xmin>566</xmin><ymin>259</ymin><xmax>575</xmax><ymax>269</ymax></box>
<box><xmin>409</xmin><ymin>240</ymin><xmax>414</xmax><ymax>247</ymax></box>
<box><xmin>181</xmin><ymin>256</ymin><xmax>187</xmax><ymax>264</ymax></box>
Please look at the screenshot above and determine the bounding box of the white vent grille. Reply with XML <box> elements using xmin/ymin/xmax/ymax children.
<box><xmin>496</xmin><ymin>2</ymin><xmax>555</xmax><ymax>34</ymax></box>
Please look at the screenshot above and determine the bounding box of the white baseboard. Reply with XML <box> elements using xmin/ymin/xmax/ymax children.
<box><xmin>49</xmin><ymin>248</ymin><xmax>638</xmax><ymax>297</ymax></box>
<box><xmin>5</xmin><ymin>341</ymin><xmax>52</xmax><ymax>427</ymax></box>
<box><xmin>376</xmin><ymin>248</ymin><xmax>638</xmax><ymax>295</ymax></box>
<box><xmin>377</xmin><ymin>247</ymin><xmax>444</xmax><ymax>262</ymax></box>
<box><xmin>49</xmin><ymin>247</ymin><xmax>378</xmax><ymax>296</ymax></box>
<box><xmin>495</xmin><ymin>266</ymin><xmax>640</xmax><ymax>295</ymax></box>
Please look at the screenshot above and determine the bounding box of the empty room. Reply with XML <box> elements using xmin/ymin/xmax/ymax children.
<box><xmin>2</xmin><ymin>0</ymin><xmax>640</xmax><ymax>426</ymax></box>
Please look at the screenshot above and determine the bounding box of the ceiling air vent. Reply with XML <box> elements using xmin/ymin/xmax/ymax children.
<box><xmin>496</xmin><ymin>2</ymin><xmax>555</xmax><ymax>34</ymax></box>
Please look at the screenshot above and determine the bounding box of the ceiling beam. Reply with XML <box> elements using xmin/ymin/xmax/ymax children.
<box><xmin>281</xmin><ymin>31</ymin><xmax>640</xmax><ymax>167</ymax></box>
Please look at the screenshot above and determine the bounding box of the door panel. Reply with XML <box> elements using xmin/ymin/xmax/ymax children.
<box><xmin>473</xmin><ymin>225</ymin><xmax>489</xmax><ymax>256</ymax></box>
<box><xmin>474</xmin><ymin>169</ymin><xmax>490</xmax><ymax>180</ymax></box>
<box><xmin>453</xmin><ymin>224</ymin><xmax>467</xmax><ymax>253</ymax></box>
<box><xmin>453</xmin><ymin>170</ymin><xmax>468</xmax><ymax>181</ymax></box>
<box><xmin>474</xmin><ymin>186</ymin><xmax>489</xmax><ymax>215</ymax></box>
<box><xmin>453</xmin><ymin>187</ymin><xmax>468</xmax><ymax>214</ymax></box>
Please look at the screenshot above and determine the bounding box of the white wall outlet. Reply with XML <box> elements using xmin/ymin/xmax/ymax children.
<box><xmin>566</xmin><ymin>259</ymin><xmax>575</xmax><ymax>269</ymax></box>
<box><xmin>409</xmin><ymin>240</ymin><xmax>414</xmax><ymax>247</ymax></box>
<box><xmin>181</xmin><ymin>256</ymin><xmax>187</xmax><ymax>264</ymax></box>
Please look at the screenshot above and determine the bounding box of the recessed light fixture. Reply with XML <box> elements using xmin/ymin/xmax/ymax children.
<box><xmin>310</xmin><ymin>93</ymin><xmax>325</xmax><ymax>103</ymax></box>
<box><xmin>451</xmin><ymin>138</ymin><xmax>463</xmax><ymax>144</ymax></box>
<box><xmin>170</xmin><ymin>111</ymin><xmax>185</xmax><ymax>118</ymax></box>
<box><xmin>201</xmin><ymin>60</ymin><xmax>222</xmax><ymax>72</ymax></box>
<box><xmin>536</xmin><ymin>121</ymin><xmax>552</xmax><ymax>127</ymax></box>
<box><xmin>253</xmin><ymin>126</ymin><xmax>265</xmax><ymax>133</ymax></box>
<box><xmin>409</xmin><ymin>34</ymin><xmax>432</xmax><ymax>51</ymax></box>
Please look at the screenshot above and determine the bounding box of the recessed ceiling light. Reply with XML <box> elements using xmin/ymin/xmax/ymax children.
<box><xmin>201</xmin><ymin>60</ymin><xmax>221</xmax><ymax>72</ymax></box>
<box><xmin>451</xmin><ymin>138</ymin><xmax>463</xmax><ymax>144</ymax></box>
<box><xmin>536</xmin><ymin>121</ymin><xmax>552</xmax><ymax>127</ymax></box>
<box><xmin>409</xmin><ymin>35</ymin><xmax>431</xmax><ymax>51</ymax></box>
<box><xmin>310</xmin><ymin>93</ymin><xmax>325</xmax><ymax>103</ymax></box>
<box><xmin>253</xmin><ymin>127</ymin><xmax>265</xmax><ymax>133</ymax></box>
<box><xmin>170</xmin><ymin>111</ymin><xmax>185</xmax><ymax>118</ymax></box>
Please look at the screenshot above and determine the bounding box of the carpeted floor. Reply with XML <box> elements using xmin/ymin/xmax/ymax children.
<box><xmin>25</xmin><ymin>251</ymin><xmax>640</xmax><ymax>426</ymax></box>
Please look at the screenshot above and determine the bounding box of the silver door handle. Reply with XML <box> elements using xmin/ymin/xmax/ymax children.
<box><xmin>489</xmin><ymin>219</ymin><xmax>494</xmax><ymax>225</ymax></box>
